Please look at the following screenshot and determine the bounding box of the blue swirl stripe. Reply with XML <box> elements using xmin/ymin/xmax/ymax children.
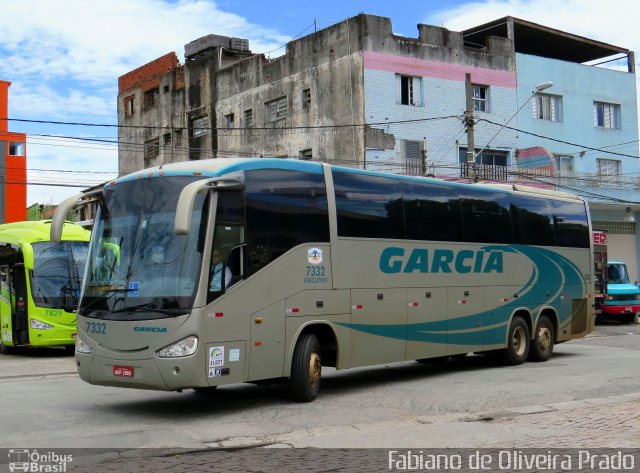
<box><xmin>337</xmin><ymin>245</ymin><xmax>587</xmax><ymax>347</ymax></box>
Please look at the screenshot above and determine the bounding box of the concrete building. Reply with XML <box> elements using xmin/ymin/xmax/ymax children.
<box><xmin>463</xmin><ymin>17</ymin><xmax>640</xmax><ymax>281</ymax></box>
<box><xmin>116</xmin><ymin>13</ymin><xmax>640</xmax><ymax>279</ymax></box>
<box><xmin>0</xmin><ymin>80</ymin><xmax>27</xmax><ymax>223</ymax></box>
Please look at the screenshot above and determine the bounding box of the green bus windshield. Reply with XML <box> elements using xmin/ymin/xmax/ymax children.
<box><xmin>31</xmin><ymin>241</ymin><xmax>89</xmax><ymax>310</ymax></box>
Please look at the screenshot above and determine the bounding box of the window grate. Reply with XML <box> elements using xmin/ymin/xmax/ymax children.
<box><xmin>265</xmin><ymin>96</ymin><xmax>288</xmax><ymax>123</ymax></box>
<box><xmin>592</xmin><ymin>221</ymin><xmax>636</xmax><ymax>235</ymax></box>
<box><xmin>143</xmin><ymin>88</ymin><xmax>160</xmax><ymax>110</ymax></box>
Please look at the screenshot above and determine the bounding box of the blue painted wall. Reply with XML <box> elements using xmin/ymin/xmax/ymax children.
<box><xmin>516</xmin><ymin>53</ymin><xmax>639</xmax><ymax>177</ymax></box>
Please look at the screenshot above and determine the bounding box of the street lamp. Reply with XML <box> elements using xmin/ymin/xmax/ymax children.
<box><xmin>624</xmin><ymin>207</ymin><xmax>635</xmax><ymax>223</ymax></box>
<box><xmin>473</xmin><ymin>81</ymin><xmax>553</xmax><ymax>161</ymax></box>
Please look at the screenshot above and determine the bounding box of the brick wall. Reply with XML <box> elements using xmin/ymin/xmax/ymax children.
<box><xmin>118</xmin><ymin>52</ymin><xmax>180</xmax><ymax>94</ymax></box>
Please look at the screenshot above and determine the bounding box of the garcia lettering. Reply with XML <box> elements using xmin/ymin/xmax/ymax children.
<box><xmin>379</xmin><ymin>247</ymin><xmax>503</xmax><ymax>274</ymax></box>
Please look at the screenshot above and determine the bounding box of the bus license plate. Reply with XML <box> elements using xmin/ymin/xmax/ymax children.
<box><xmin>113</xmin><ymin>366</ymin><xmax>134</xmax><ymax>378</ymax></box>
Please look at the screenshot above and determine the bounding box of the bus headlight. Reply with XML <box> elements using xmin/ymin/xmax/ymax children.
<box><xmin>156</xmin><ymin>336</ymin><xmax>198</xmax><ymax>358</ymax></box>
<box><xmin>30</xmin><ymin>319</ymin><xmax>53</xmax><ymax>330</ymax></box>
<box><xmin>75</xmin><ymin>337</ymin><xmax>92</xmax><ymax>354</ymax></box>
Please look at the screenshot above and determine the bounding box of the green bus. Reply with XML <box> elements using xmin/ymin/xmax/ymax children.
<box><xmin>52</xmin><ymin>158</ymin><xmax>594</xmax><ymax>401</ymax></box>
<box><xmin>0</xmin><ymin>220</ymin><xmax>90</xmax><ymax>353</ymax></box>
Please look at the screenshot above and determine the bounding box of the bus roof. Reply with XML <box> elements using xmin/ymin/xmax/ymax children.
<box><xmin>0</xmin><ymin>220</ymin><xmax>90</xmax><ymax>270</ymax></box>
<box><xmin>0</xmin><ymin>220</ymin><xmax>90</xmax><ymax>245</ymax></box>
<box><xmin>110</xmin><ymin>157</ymin><xmax>584</xmax><ymax>203</ymax></box>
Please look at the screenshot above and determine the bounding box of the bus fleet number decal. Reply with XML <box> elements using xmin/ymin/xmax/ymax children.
<box><xmin>86</xmin><ymin>321</ymin><xmax>107</xmax><ymax>335</ymax></box>
<box><xmin>304</xmin><ymin>265</ymin><xmax>328</xmax><ymax>284</ymax></box>
<box><xmin>44</xmin><ymin>309</ymin><xmax>63</xmax><ymax>317</ymax></box>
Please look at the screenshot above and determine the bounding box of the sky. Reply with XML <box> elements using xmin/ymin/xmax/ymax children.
<box><xmin>1</xmin><ymin>0</ymin><xmax>639</xmax><ymax>206</ymax></box>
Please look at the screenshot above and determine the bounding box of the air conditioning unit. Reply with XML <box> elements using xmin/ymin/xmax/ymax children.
<box><xmin>185</xmin><ymin>34</ymin><xmax>231</xmax><ymax>58</ymax></box>
<box><xmin>229</xmin><ymin>37</ymin><xmax>250</xmax><ymax>52</ymax></box>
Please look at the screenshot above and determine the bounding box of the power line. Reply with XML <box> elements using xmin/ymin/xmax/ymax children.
<box><xmin>478</xmin><ymin>118</ymin><xmax>640</xmax><ymax>159</ymax></box>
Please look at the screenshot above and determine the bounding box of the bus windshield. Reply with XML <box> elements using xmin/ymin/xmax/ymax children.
<box><xmin>30</xmin><ymin>241</ymin><xmax>89</xmax><ymax>311</ymax></box>
<box><xmin>79</xmin><ymin>177</ymin><xmax>208</xmax><ymax>320</ymax></box>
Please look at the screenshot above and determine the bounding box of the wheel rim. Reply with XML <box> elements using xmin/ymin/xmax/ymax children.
<box><xmin>309</xmin><ymin>351</ymin><xmax>321</xmax><ymax>387</ymax></box>
<box><xmin>537</xmin><ymin>325</ymin><xmax>552</xmax><ymax>352</ymax></box>
<box><xmin>513</xmin><ymin>326</ymin><xmax>526</xmax><ymax>357</ymax></box>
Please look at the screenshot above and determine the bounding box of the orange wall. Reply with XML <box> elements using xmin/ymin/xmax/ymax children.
<box><xmin>1</xmin><ymin>80</ymin><xmax>27</xmax><ymax>223</ymax></box>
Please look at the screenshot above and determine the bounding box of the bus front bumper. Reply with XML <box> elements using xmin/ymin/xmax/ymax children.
<box><xmin>75</xmin><ymin>350</ymin><xmax>209</xmax><ymax>391</ymax></box>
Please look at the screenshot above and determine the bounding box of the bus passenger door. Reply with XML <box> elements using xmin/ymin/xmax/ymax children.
<box><xmin>405</xmin><ymin>288</ymin><xmax>448</xmax><ymax>361</ymax></box>
<box><xmin>248</xmin><ymin>300</ymin><xmax>285</xmax><ymax>381</ymax></box>
<box><xmin>11</xmin><ymin>264</ymin><xmax>29</xmax><ymax>345</ymax></box>
<box><xmin>0</xmin><ymin>265</ymin><xmax>11</xmax><ymax>344</ymax></box>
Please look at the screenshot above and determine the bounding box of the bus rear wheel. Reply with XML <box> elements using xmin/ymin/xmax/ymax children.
<box><xmin>529</xmin><ymin>315</ymin><xmax>554</xmax><ymax>362</ymax></box>
<box><xmin>500</xmin><ymin>316</ymin><xmax>530</xmax><ymax>365</ymax></box>
<box><xmin>290</xmin><ymin>334</ymin><xmax>321</xmax><ymax>402</ymax></box>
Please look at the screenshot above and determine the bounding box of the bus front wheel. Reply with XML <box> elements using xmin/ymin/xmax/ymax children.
<box><xmin>290</xmin><ymin>334</ymin><xmax>321</xmax><ymax>402</ymax></box>
<box><xmin>500</xmin><ymin>316</ymin><xmax>530</xmax><ymax>365</ymax></box>
<box><xmin>528</xmin><ymin>315</ymin><xmax>554</xmax><ymax>362</ymax></box>
<box><xmin>0</xmin><ymin>340</ymin><xmax>13</xmax><ymax>355</ymax></box>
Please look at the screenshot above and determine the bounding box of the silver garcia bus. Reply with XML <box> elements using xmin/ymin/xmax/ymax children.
<box><xmin>52</xmin><ymin>158</ymin><xmax>594</xmax><ymax>401</ymax></box>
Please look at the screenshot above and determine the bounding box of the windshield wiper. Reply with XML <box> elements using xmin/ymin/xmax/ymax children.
<box><xmin>110</xmin><ymin>299</ymin><xmax>184</xmax><ymax>315</ymax></box>
<box><xmin>79</xmin><ymin>286</ymin><xmax>136</xmax><ymax>314</ymax></box>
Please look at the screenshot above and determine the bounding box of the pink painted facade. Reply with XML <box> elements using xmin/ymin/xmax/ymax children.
<box><xmin>363</xmin><ymin>51</ymin><xmax>517</xmax><ymax>88</ymax></box>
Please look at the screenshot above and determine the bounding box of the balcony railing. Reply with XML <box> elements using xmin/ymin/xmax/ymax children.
<box><xmin>453</xmin><ymin>164</ymin><xmax>640</xmax><ymax>191</ymax></box>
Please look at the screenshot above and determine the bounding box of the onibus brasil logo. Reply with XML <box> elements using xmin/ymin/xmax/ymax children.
<box><xmin>8</xmin><ymin>449</ymin><xmax>72</xmax><ymax>472</ymax></box>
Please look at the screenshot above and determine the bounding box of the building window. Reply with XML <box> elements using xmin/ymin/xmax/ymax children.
<box><xmin>477</xmin><ymin>151</ymin><xmax>508</xmax><ymax>166</ymax></box>
<box><xmin>224</xmin><ymin>113</ymin><xmax>234</xmax><ymax>128</ymax></box>
<box><xmin>533</xmin><ymin>93</ymin><xmax>562</xmax><ymax>122</ymax></box>
<box><xmin>472</xmin><ymin>85</ymin><xmax>489</xmax><ymax>112</ymax></box>
<box><xmin>458</xmin><ymin>148</ymin><xmax>508</xmax><ymax>166</ymax></box>
<box><xmin>163</xmin><ymin>85</ymin><xmax>170</xmax><ymax>93</ymax></box>
<box><xmin>299</xmin><ymin>149</ymin><xmax>313</xmax><ymax>160</ymax></box>
<box><xmin>8</xmin><ymin>142</ymin><xmax>25</xmax><ymax>156</ymax></box>
<box><xmin>265</xmin><ymin>96</ymin><xmax>288</xmax><ymax>124</ymax></box>
<box><xmin>402</xmin><ymin>140</ymin><xmax>423</xmax><ymax>174</ymax></box>
<box><xmin>144</xmin><ymin>138</ymin><xmax>159</xmax><ymax>164</ymax></box>
<box><xmin>143</xmin><ymin>88</ymin><xmax>160</xmax><ymax>110</ymax></box>
<box><xmin>174</xmin><ymin>129</ymin><xmax>182</xmax><ymax>146</ymax></box>
<box><xmin>191</xmin><ymin>116</ymin><xmax>209</xmax><ymax>137</ymax></box>
<box><xmin>303</xmin><ymin>88</ymin><xmax>311</xmax><ymax>109</ymax></box>
<box><xmin>597</xmin><ymin>158</ymin><xmax>621</xmax><ymax>176</ymax></box>
<box><xmin>555</xmin><ymin>155</ymin><xmax>574</xmax><ymax>175</ymax></box>
<box><xmin>124</xmin><ymin>95</ymin><xmax>135</xmax><ymax>116</ymax></box>
<box><xmin>163</xmin><ymin>133</ymin><xmax>171</xmax><ymax>146</ymax></box>
<box><xmin>594</xmin><ymin>101</ymin><xmax>621</xmax><ymax>129</ymax></box>
<box><xmin>244</xmin><ymin>109</ymin><xmax>253</xmax><ymax>127</ymax></box>
<box><xmin>397</xmin><ymin>75</ymin><xmax>421</xmax><ymax>106</ymax></box>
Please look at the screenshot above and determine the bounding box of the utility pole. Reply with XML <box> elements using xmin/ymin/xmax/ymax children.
<box><xmin>464</xmin><ymin>73</ymin><xmax>476</xmax><ymax>180</ymax></box>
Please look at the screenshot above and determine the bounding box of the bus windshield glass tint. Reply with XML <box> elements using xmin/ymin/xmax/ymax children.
<box><xmin>79</xmin><ymin>177</ymin><xmax>207</xmax><ymax>320</ymax></box>
<box><xmin>31</xmin><ymin>241</ymin><xmax>89</xmax><ymax>311</ymax></box>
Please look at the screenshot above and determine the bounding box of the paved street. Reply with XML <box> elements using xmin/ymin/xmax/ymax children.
<box><xmin>0</xmin><ymin>320</ymin><xmax>638</xmax><ymax>472</ymax></box>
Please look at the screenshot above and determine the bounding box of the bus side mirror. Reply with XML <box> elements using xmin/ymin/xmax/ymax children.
<box><xmin>51</xmin><ymin>189</ymin><xmax>102</xmax><ymax>242</ymax></box>
<box><xmin>174</xmin><ymin>174</ymin><xmax>245</xmax><ymax>235</ymax></box>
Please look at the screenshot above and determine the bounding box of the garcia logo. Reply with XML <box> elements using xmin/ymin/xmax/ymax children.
<box><xmin>380</xmin><ymin>247</ymin><xmax>504</xmax><ymax>274</ymax></box>
<box><xmin>133</xmin><ymin>326</ymin><xmax>168</xmax><ymax>333</ymax></box>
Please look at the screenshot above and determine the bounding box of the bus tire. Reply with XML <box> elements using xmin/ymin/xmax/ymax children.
<box><xmin>0</xmin><ymin>341</ymin><xmax>13</xmax><ymax>355</ymax></box>
<box><xmin>529</xmin><ymin>315</ymin><xmax>554</xmax><ymax>362</ymax></box>
<box><xmin>193</xmin><ymin>386</ymin><xmax>217</xmax><ymax>394</ymax></box>
<box><xmin>416</xmin><ymin>356</ymin><xmax>449</xmax><ymax>364</ymax></box>
<box><xmin>500</xmin><ymin>316</ymin><xmax>530</xmax><ymax>365</ymax></box>
<box><xmin>289</xmin><ymin>333</ymin><xmax>321</xmax><ymax>402</ymax></box>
